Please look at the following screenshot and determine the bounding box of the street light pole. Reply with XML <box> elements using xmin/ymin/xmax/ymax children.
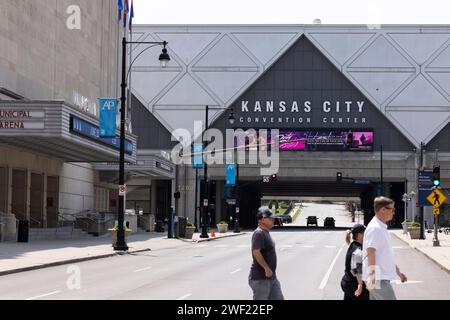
<box><xmin>419</xmin><ymin>142</ymin><xmax>425</xmax><ymax>240</ymax></box>
<box><xmin>114</xmin><ymin>37</ymin><xmax>170</xmax><ymax>251</ymax></box>
<box><xmin>234</xmin><ymin>162</ymin><xmax>240</xmax><ymax>233</ymax></box>
<box><xmin>115</xmin><ymin>36</ymin><xmax>128</xmax><ymax>251</ymax></box>
<box><xmin>200</xmin><ymin>105</ymin><xmax>210</xmax><ymax>238</ymax></box>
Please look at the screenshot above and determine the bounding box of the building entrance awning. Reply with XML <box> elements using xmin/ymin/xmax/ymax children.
<box><xmin>93</xmin><ymin>152</ymin><xmax>175</xmax><ymax>180</ymax></box>
<box><xmin>0</xmin><ymin>101</ymin><xmax>137</xmax><ymax>163</ymax></box>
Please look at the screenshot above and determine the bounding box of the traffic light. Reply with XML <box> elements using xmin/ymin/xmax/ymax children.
<box><xmin>271</xmin><ymin>174</ymin><xmax>277</xmax><ymax>182</ymax></box>
<box><xmin>337</xmin><ymin>172</ymin><xmax>343</xmax><ymax>182</ymax></box>
<box><xmin>433</xmin><ymin>166</ymin><xmax>440</xmax><ymax>187</ymax></box>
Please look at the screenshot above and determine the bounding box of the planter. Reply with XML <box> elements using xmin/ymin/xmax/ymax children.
<box><xmin>109</xmin><ymin>230</ymin><xmax>131</xmax><ymax>246</ymax></box>
<box><xmin>408</xmin><ymin>227</ymin><xmax>421</xmax><ymax>239</ymax></box>
<box><xmin>184</xmin><ymin>227</ymin><xmax>195</xmax><ymax>239</ymax></box>
<box><xmin>217</xmin><ymin>224</ymin><xmax>228</xmax><ymax>233</ymax></box>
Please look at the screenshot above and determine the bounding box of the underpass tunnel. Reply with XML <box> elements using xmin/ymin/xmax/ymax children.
<box><xmin>229</xmin><ymin>180</ymin><xmax>406</xmax><ymax>229</ymax></box>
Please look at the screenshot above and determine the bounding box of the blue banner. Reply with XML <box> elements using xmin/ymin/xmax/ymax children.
<box><xmin>99</xmin><ymin>98</ymin><xmax>117</xmax><ymax>137</ymax></box>
<box><xmin>192</xmin><ymin>144</ymin><xmax>204</xmax><ymax>169</ymax></box>
<box><xmin>226</xmin><ymin>164</ymin><xmax>236</xmax><ymax>186</ymax></box>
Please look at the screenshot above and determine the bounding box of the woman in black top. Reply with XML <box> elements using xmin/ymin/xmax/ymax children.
<box><xmin>341</xmin><ymin>224</ymin><xmax>369</xmax><ymax>300</ymax></box>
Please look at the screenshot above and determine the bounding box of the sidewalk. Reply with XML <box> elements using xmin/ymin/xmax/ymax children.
<box><xmin>180</xmin><ymin>231</ymin><xmax>247</xmax><ymax>243</ymax></box>
<box><xmin>0</xmin><ymin>231</ymin><xmax>245</xmax><ymax>276</ymax></box>
<box><xmin>391</xmin><ymin>229</ymin><xmax>450</xmax><ymax>274</ymax></box>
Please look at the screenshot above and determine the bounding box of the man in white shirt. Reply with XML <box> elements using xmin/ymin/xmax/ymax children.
<box><xmin>363</xmin><ymin>196</ymin><xmax>408</xmax><ymax>300</ymax></box>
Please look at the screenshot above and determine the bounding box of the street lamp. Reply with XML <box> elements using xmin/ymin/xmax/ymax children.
<box><xmin>228</xmin><ymin>111</ymin><xmax>240</xmax><ymax>233</ymax></box>
<box><xmin>114</xmin><ymin>36</ymin><xmax>170</xmax><ymax>251</ymax></box>
<box><xmin>402</xmin><ymin>191</ymin><xmax>416</xmax><ymax>235</ymax></box>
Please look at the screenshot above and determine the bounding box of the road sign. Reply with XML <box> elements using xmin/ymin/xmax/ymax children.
<box><xmin>119</xmin><ymin>185</ymin><xmax>126</xmax><ymax>196</ymax></box>
<box><xmin>353</xmin><ymin>179</ymin><xmax>371</xmax><ymax>185</ymax></box>
<box><xmin>433</xmin><ymin>207</ymin><xmax>440</xmax><ymax>216</ymax></box>
<box><xmin>418</xmin><ymin>170</ymin><xmax>434</xmax><ymax>206</ymax></box>
<box><xmin>203</xmin><ymin>199</ymin><xmax>209</xmax><ymax>207</ymax></box>
<box><xmin>427</xmin><ymin>188</ymin><xmax>446</xmax><ymax>207</ymax></box>
<box><xmin>262</xmin><ymin>176</ymin><xmax>270</xmax><ymax>183</ymax></box>
<box><xmin>226</xmin><ymin>199</ymin><xmax>236</xmax><ymax>205</ymax></box>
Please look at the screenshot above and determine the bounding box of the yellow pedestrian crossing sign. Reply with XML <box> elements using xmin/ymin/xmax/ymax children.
<box><xmin>427</xmin><ymin>188</ymin><xmax>446</xmax><ymax>207</ymax></box>
<box><xmin>433</xmin><ymin>207</ymin><xmax>440</xmax><ymax>216</ymax></box>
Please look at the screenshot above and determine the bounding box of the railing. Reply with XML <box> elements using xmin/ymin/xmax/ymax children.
<box><xmin>29</xmin><ymin>216</ymin><xmax>42</xmax><ymax>228</ymax></box>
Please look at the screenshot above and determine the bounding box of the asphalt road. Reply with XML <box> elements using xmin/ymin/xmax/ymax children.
<box><xmin>0</xmin><ymin>230</ymin><xmax>449</xmax><ymax>300</ymax></box>
<box><xmin>291</xmin><ymin>202</ymin><xmax>354</xmax><ymax>228</ymax></box>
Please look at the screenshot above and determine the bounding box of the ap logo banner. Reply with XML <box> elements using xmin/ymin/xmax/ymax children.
<box><xmin>99</xmin><ymin>98</ymin><xmax>117</xmax><ymax>137</ymax></box>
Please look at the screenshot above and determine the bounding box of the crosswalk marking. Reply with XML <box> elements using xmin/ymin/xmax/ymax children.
<box><xmin>392</xmin><ymin>280</ymin><xmax>424</xmax><ymax>285</ymax></box>
<box><xmin>231</xmin><ymin>268</ymin><xmax>242</xmax><ymax>275</ymax></box>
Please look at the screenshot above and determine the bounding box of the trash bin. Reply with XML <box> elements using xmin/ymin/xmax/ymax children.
<box><xmin>178</xmin><ymin>217</ymin><xmax>187</xmax><ymax>238</ymax></box>
<box><xmin>17</xmin><ymin>220</ymin><xmax>29</xmax><ymax>243</ymax></box>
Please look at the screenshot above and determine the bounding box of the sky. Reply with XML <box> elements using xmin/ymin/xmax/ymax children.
<box><xmin>133</xmin><ymin>0</ymin><xmax>450</xmax><ymax>25</ymax></box>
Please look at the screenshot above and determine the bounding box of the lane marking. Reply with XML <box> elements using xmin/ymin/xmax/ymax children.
<box><xmin>280</xmin><ymin>245</ymin><xmax>293</xmax><ymax>248</ymax></box>
<box><xmin>391</xmin><ymin>280</ymin><xmax>424</xmax><ymax>285</ymax></box>
<box><xmin>231</xmin><ymin>268</ymin><xmax>242</xmax><ymax>275</ymax></box>
<box><xmin>193</xmin><ymin>244</ymin><xmax>207</xmax><ymax>248</ymax></box>
<box><xmin>392</xmin><ymin>246</ymin><xmax>405</xmax><ymax>249</ymax></box>
<box><xmin>176</xmin><ymin>293</ymin><xmax>192</xmax><ymax>300</ymax></box>
<box><xmin>25</xmin><ymin>291</ymin><xmax>61</xmax><ymax>301</ymax></box>
<box><xmin>237</xmin><ymin>245</ymin><xmax>249</xmax><ymax>248</ymax></box>
<box><xmin>133</xmin><ymin>266</ymin><xmax>153</xmax><ymax>273</ymax></box>
<box><xmin>325</xmin><ymin>245</ymin><xmax>337</xmax><ymax>248</ymax></box>
<box><xmin>319</xmin><ymin>246</ymin><xmax>344</xmax><ymax>290</ymax></box>
<box><xmin>215</xmin><ymin>245</ymin><xmax>228</xmax><ymax>248</ymax></box>
<box><xmin>302</xmin><ymin>245</ymin><xmax>315</xmax><ymax>248</ymax></box>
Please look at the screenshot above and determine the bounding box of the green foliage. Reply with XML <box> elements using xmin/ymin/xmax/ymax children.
<box><xmin>186</xmin><ymin>220</ymin><xmax>195</xmax><ymax>228</ymax></box>
<box><xmin>217</xmin><ymin>220</ymin><xmax>228</xmax><ymax>225</ymax></box>
<box><xmin>407</xmin><ymin>221</ymin><xmax>421</xmax><ymax>228</ymax></box>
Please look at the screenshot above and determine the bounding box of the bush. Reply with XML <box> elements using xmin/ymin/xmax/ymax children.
<box><xmin>407</xmin><ymin>222</ymin><xmax>421</xmax><ymax>228</ymax></box>
<box><xmin>186</xmin><ymin>220</ymin><xmax>195</xmax><ymax>228</ymax></box>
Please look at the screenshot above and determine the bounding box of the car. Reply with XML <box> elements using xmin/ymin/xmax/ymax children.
<box><xmin>273</xmin><ymin>215</ymin><xmax>284</xmax><ymax>226</ymax></box>
<box><xmin>279</xmin><ymin>214</ymin><xmax>293</xmax><ymax>224</ymax></box>
<box><xmin>324</xmin><ymin>217</ymin><xmax>336</xmax><ymax>228</ymax></box>
<box><xmin>306</xmin><ymin>216</ymin><xmax>318</xmax><ymax>227</ymax></box>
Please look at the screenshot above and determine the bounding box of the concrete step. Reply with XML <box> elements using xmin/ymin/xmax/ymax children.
<box><xmin>29</xmin><ymin>228</ymin><xmax>93</xmax><ymax>240</ymax></box>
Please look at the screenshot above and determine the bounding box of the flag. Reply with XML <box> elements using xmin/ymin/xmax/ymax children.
<box><xmin>129</xmin><ymin>0</ymin><xmax>134</xmax><ymax>28</ymax></box>
<box><xmin>118</xmin><ymin>0</ymin><xmax>123</xmax><ymax>21</ymax></box>
<box><xmin>123</xmin><ymin>0</ymin><xmax>129</xmax><ymax>28</ymax></box>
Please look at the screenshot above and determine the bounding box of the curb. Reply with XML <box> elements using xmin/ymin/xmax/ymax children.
<box><xmin>391</xmin><ymin>232</ymin><xmax>450</xmax><ymax>275</ymax></box>
<box><xmin>179</xmin><ymin>232</ymin><xmax>248</xmax><ymax>243</ymax></box>
<box><xmin>0</xmin><ymin>248</ymin><xmax>151</xmax><ymax>277</ymax></box>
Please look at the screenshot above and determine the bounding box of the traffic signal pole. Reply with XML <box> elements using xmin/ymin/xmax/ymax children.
<box><xmin>433</xmin><ymin>149</ymin><xmax>440</xmax><ymax>247</ymax></box>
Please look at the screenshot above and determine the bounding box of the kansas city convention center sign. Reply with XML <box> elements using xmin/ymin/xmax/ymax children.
<box><xmin>239</xmin><ymin>99</ymin><xmax>367</xmax><ymax>125</ymax></box>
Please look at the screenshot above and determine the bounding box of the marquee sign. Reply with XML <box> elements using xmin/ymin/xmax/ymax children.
<box><xmin>0</xmin><ymin>109</ymin><xmax>45</xmax><ymax>129</ymax></box>
<box><xmin>70</xmin><ymin>116</ymin><xmax>133</xmax><ymax>155</ymax></box>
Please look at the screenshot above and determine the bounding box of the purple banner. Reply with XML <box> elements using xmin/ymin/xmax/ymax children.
<box><xmin>277</xmin><ymin>130</ymin><xmax>373</xmax><ymax>151</ymax></box>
